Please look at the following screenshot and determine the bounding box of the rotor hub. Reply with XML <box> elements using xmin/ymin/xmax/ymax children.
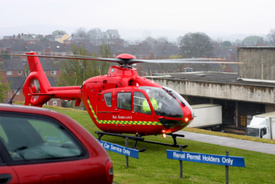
<box><xmin>115</xmin><ymin>53</ymin><xmax>136</xmax><ymax>60</ymax></box>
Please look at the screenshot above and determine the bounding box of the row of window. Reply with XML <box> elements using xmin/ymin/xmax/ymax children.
<box><xmin>6</xmin><ymin>70</ymin><xmax>22</xmax><ymax>75</ymax></box>
<box><xmin>102</xmin><ymin>86</ymin><xmax>185</xmax><ymax>119</ymax></box>
<box><xmin>46</xmin><ymin>100</ymin><xmax>58</xmax><ymax>106</ymax></box>
<box><xmin>104</xmin><ymin>92</ymin><xmax>152</xmax><ymax>114</ymax></box>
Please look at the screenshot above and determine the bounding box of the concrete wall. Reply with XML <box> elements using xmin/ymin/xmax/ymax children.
<box><xmin>238</xmin><ymin>47</ymin><xmax>275</xmax><ymax>80</ymax></box>
<box><xmin>154</xmin><ymin>79</ymin><xmax>275</xmax><ymax>104</ymax></box>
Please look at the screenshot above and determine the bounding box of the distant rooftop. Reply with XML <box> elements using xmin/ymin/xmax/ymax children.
<box><xmin>146</xmin><ymin>71</ymin><xmax>275</xmax><ymax>88</ymax></box>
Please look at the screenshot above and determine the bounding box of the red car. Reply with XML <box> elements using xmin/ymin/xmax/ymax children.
<box><xmin>0</xmin><ymin>104</ymin><xmax>113</xmax><ymax>184</ymax></box>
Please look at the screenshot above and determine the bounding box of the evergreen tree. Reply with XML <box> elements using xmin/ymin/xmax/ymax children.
<box><xmin>0</xmin><ymin>69</ymin><xmax>10</xmax><ymax>102</ymax></box>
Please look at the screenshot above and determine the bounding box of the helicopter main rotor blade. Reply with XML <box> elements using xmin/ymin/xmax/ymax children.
<box><xmin>130</xmin><ymin>58</ymin><xmax>243</xmax><ymax>64</ymax></box>
<box><xmin>13</xmin><ymin>53</ymin><xmax>126</xmax><ymax>65</ymax></box>
<box><xmin>13</xmin><ymin>53</ymin><xmax>242</xmax><ymax>65</ymax></box>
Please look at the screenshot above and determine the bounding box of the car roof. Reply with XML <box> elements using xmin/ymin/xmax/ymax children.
<box><xmin>0</xmin><ymin>103</ymin><xmax>63</xmax><ymax>117</ymax></box>
<box><xmin>0</xmin><ymin>103</ymin><xmax>81</xmax><ymax>138</ymax></box>
<box><xmin>0</xmin><ymin>104</ymin><xmax>84</xmax><ymax>134</ymax></box>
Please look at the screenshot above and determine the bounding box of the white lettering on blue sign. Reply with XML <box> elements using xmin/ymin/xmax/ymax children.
<box><xmin>222</xmin><ymin>157</ymin><xmax>233</xmax><ymax>165</ymax></box>
<box><xmin>111</xmin><ymin>144</ymin><xmax>122</xmax><ymax>153</ymax></box>
<box><xmin>187</xmin><ymin>153</ymin><xmax>201</xmax><ymax>161</ymax></box>
<box><xmin>98</xmin><ymin>140</ymin><xmax>139</xmax><ymax>159</ymax></box>
<box><xmin>173</xmin><ymin>152</ymin><xmax>185</xmax><ymax>159</ymax></box>
<box><xmin>123</xmin><ymin>148</ymin><xmax>130</xmax><ymax>156</ymax></box>
<box><xmin>167</xmin><ymin>150</ymin><xmax>245</xmax><ymax>167</ymax></box>
<box><xmin>103</xmin><ymin>142</ymin><xmax>110</xmax><ymax>149</ymax></box>
<box><xmin>202</xmin><ymin>155</ymin><xmax>220</xmax><ymax>163</ymax></box>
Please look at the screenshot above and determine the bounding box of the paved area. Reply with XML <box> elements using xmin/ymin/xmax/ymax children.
<box><xmin>177</xmin><ymin>131</ymin><xmax>275</xmax><ymax>155</ymax></box>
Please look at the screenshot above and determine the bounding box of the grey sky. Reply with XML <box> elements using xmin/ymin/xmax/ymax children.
<box><xmin>1</xmin><ymin>0</ymin><xmax>274</xmax><ymax>41</ymax></box>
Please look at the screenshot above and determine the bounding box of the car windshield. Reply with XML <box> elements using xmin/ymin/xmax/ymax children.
<box><xmin>139</xmin><ymin>86</ymin><xmax>183</xmax><ymax>118</ymax></box>
<box><xmin>246</xmin><ymin>127</ymin><xmax>260</xmax><ymax>137</ymax></box>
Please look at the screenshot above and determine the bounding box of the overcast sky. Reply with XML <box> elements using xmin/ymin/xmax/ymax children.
<box><xmin>1</xmin><ymin>0</ymin><xmax>274</xmax><ymax>41</ymax></box>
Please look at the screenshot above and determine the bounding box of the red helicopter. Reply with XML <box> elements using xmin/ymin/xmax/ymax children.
<box><xmin>21</xmin><ymin>52</ymin><xmax>233</xmax><ymax>147</ymax></box>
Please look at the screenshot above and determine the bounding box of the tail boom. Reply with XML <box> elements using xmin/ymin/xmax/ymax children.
<box><xmin>23</xmin><ymin>52</ymin><xmax>81</xmax><ymax>107</ymax></box>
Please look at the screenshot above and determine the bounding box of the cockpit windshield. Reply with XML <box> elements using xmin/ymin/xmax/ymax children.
<box><xmin>163</xmin><ymin>87</ymin><xmax>194</xmax><ymax>118</ymax></box>
<box><xmin>139</xmin><ymin>86</ymin><xmax>183</xmax><ymax>118</ymax></box>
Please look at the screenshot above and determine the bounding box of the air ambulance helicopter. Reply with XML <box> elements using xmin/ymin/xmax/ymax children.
<box><xmin>19</xmin><ymin>52</ymin><xmax>237</xmax><ymax>148</ymax></box>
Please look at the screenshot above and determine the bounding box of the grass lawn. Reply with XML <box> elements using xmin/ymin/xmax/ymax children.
<box><xmin>44</xmin><ymin>105</ymin><xmax>275</xmax><ymax>184</ymax></box>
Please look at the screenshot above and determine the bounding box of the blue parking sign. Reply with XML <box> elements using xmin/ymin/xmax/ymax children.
<box><xmin>167</xmin><ymin>150</ymin><xmax>245</xmax><ymax>167</ymax></box>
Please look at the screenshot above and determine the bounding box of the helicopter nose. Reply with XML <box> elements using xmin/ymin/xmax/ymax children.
<box><xmin>158</xmin><ymin>118</ymin><xmax>182</xmax><ymax>128</ymax></box>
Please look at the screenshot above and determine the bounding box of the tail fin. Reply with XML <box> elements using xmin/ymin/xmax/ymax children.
<box><xmin>23</xmin><ymin>52</ymin><xmax>52</xmax><ymax>106</ymax></box>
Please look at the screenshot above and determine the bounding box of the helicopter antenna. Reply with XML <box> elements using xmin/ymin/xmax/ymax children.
<box><xmin>7</xmin><ymin>73</ymin><xmax>28</xmax><ymax>104</ymax></box>
<box><xmin>7</xmin><ymin>84</ymin><xmax>22</xmax><ymax>104</ymax></box>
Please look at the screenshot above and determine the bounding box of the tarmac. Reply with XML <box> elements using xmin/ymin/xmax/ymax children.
<box><xmin>176</xmin><ymin>130</ymin><xmax>275</xmax><ymax>155</ymax></box>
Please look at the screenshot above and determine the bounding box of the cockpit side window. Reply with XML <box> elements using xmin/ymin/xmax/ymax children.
<box><xmin>139</xmin><ymin>86</ymin><xmax>183</xmax><ymax>118</ymax></box>
<box><xmin>117</xmin><ymin>92</ymin><xmax>132</xmax><ymax>111</ymax></box>
<box><xmin>134</xmin><ymin>92</ymin><xmax>151</xmax><ymax>114</ymax></box>
<box><xmin>104</xmin><ymin>93</ymin><xmax>112</xmax><ymax>107</ymax></box>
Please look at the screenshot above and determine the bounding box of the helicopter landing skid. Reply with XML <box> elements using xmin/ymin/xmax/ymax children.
<box><xmin>95</xmin><ymin>131</ymin><xmax>146</xmax><ymax>152</ymax></box>
<box><xmin>95</xmin><ymin>131</ymin><xmax>187</xmax><ymax>151</ymax></box>
<box><xmin>133</xmin><ymin>133</ymin><xmax>188</xmax><ymax>149</ymax></box>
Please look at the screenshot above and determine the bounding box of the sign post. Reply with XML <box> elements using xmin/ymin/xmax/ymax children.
<box><xmin>125</xmin><ymin>137</ymin><xmax>129</xmax><ymax>168</ymax></box>
<box><xmin>179</xmin><ymin>145</ymin><xmax>183</xmax><ymax>178</ymax></box>
<box><xmin>225</xmin><ymin>151</ymin><xmax>229</xmax><ymax>184</ymax></box>
<box><xmin>167</xmin><ymin>147</ymin><xmax>245</xmax><ymax>181</ymax></box>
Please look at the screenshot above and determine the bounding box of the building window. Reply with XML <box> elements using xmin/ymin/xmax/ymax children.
<box><xmin>15</xmin><ymin>90</ymin><xmax>20</xmax><ymax>95</ymax></box>
<box><xmin>53</xmin><ymin>100</ymin><xmax>57</xmax><ymax>106</ymax></box>
<box><xmin>51</xmin><ymin>70</ymin><xmax>56</xmax><ymax>75</ymax></box>
<box><xmin>18</xmin><ymin>70</ymin><xmax>22</xmax><ymax>75</ymax></box>
<box><xmin>6</xmin><ymin>71</ymin><xmax>12</xmax><ymax>75</ymax></box>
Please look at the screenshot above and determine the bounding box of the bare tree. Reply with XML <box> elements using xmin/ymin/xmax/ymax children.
<box><xmin>87</xmin><ymin>28</ymin><xmax>103</xmax><ymax>40</ymax></box>
<box><xmin>178</xmin><ymin>32</ymin><xmax>214</xmax><ymax>58</ymax></box>
<box><xmin>144</xmin><ymin>37</ymin><xmax>157</xmax><ymax>48</ymax></box>
<box><xmin>104</xmin><ymin>29</ymin><xmax>120</xmax><ymax>39</ymax></box>
<box><xmin>157</xmin><ymin>37</ymin><xmax>168</xmax><ymax>44</ymax></box>
<box><xmin>74</xmin><ymin>28</ymin><xmax>89</xmax><ymax>39</ymax></box>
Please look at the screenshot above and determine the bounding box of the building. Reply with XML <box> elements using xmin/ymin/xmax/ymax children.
<box><xmin>238</xmin><ymin>47</ymin><xmax>275</xmax><ymax>80</ymax></box>
<box><xmin>54</xmin><ymin>34</ymin><xmax>70</xmax><ymax>44</ymax></box>
<box><xmin>0</xmin><ymin>57</ymin><xmax>62</xmax><ymax>106</ymax></box>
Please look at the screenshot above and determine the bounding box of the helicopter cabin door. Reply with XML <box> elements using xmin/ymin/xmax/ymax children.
<box><xmin>96</xmin><ymin>88</ymin><xmax>154</xmax><ymax>125</ymax></box>
<box><xmin>95</xmin><ymin>90</ymin><xmax>117</xmax><ymax>122</ymax></box>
